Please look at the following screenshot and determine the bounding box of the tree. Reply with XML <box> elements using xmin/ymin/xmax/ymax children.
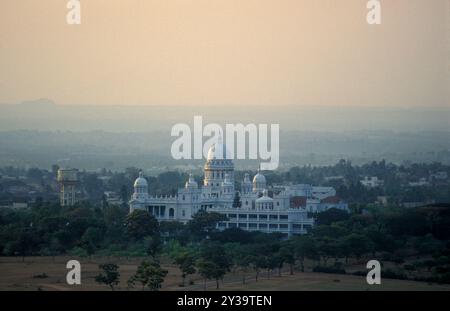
<box><xmin>119</xmin><ymin>185</ymin><xmax>129</xmax><ymax>207</ymax></box>
<box><xmin>267</xmin><ymin>252</ymin><xmax>283</xmax><ymax>278</ymax></box>
<box><xmin>245</xmin><ymin>244</ymin><xmax>273</xmax><ymax>282</ymax></box>
<box><xmin>81</xmin><ymin>227</ymin><xmax>103</xmax><ymax>255</ymax></box>
<box><xmin>247</xmin><ymin>254</ymin><xmax>266</xmax><ymax>282</ymax></box>
<box><xmin>316</xmin><ymin>237</ymin><xmax>341</xmax><ymax>265</ymax></box>
<box><xmin>342</xmin><ymin>233</ymin><xmax>373</xmax><ymax>259</ymax></box>
<box><xmin>187</xmin><ymin>210</ymin><xmax>227</xmax><ymax>240</ymax></box>
<box><xmin>279</xmin><ymin>241</ymin><xmax>296</xmax><ymax>275</ymax></box>
<box><xmin>95</xmin><ymin>263</ymin><xmax>120</xmax><ymax>291</ymax></box>
<box><xmin>5</xmin><ymin>228</ymin><xmax>37</xmax><ymax>261</ymax></box>
<box><xmin>293</xmin><ymin>235</ymin><xmax>318</xmax><ymax>272</ymax></box>
<box><xmin>144</xmin><ymin>235</ymin><xmax>162</xmax><ymax>258</ymax></box>
<box><xmin>235</xmin><ymin>251</ymin><xmax>253</xmax><ymax>284</ymax></box>
<box><xmin>159</xmin><ymin>221</ymin><xmax>187</xmax><ymax>243</ymax></box>
<box><xmin>125</xmin><ymin>210</ymin><xmax>160</xmax><ymax>241</ymax></box>
<box><xmin>101</xmin><ymin>194</ymin><xmax>109</xmax><ymax>209</ymax></box>
<box><xmin>128</xmin><ymin>260</ymin><xmax>168</xmax><ymax>291</ymax></box>
<box><xmin>316</xmin><ymin>208</ymin><xmax>350</xmax><ymax>225</ymax></box>
<box><xmin>366</xmin><ymin>227</ymin><xmax>397</xmax><ymax>254</ymax></box>
<box><xmin>103</xmin><ymin>205</ymin><xmax>127</xmax><ymax>242</ymax></box>
<box><xmin>83</xmin><ymin>173</ymin><xmax>104</xmax><ymax>201</ymax></box>
<box><xmin>173</xmin><ymin>250</ymin><xmax>196</xmax><ymax>287</ymax></box>
<box><xmin>197</xmin><ymin>242</ymin><xmax>231</xmax><ymax>289</ymax></box>
<box><xmin>211</xmin><ymin>228</ymin><xmax>254</xmax><ymax>244</ymax></box>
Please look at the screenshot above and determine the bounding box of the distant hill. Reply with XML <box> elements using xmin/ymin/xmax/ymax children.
<box><xmin>0</xmin><ymin>99</ymin><xmax>449</xmax><ymax>132</ymax></box>
<box><xmin>17</xmin><ymin>98</ymin><xmax>58</xmax><ymax>108</ymax></box>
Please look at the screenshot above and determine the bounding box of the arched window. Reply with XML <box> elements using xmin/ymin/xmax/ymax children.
<box><xmin>169</xmin><ymin>208</ymin><xmax>175</xmax><ymax>218</ymax></box>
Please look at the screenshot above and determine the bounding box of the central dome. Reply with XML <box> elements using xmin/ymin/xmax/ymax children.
<box><xmin>203</xmin><ymin>135</ymin><xmax>234</xmax><ymax>190</ymax></box>
<box><xmin>206</xmin><ymin>136</ymin><xmax>232</xmax><ymax>160</ymax></box>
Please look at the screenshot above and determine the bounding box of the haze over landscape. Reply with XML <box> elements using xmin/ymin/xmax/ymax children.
<box><xmin>0</xmin><ymin>99</ymin><xmax>448</xmax><ymax>171</ymax></box>
<box><xmin>0</xmin><ymin>1</ymin><xmax>449</xmax><ymax>171</ymax></box>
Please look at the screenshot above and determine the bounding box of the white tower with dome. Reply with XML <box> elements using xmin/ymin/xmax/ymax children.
<box><xmin>203</xmin><ymin>135</ymin><xmax>234</xmax><ymax>197</ymax></box>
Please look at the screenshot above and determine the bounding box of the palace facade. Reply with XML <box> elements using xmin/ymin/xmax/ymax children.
<box><xmin>129</xmin><ymin>141</ymin><xmax>347</xmax><ymax>237</ymax></box>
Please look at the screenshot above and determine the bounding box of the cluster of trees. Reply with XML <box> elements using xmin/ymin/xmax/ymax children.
<box><xmin>160</xmin><ymin>204</ymin><xmax>450</xmax><ymax>288</ymax></box>
<box><xmin>168</xmin><ymin>205</ymin><xmax>450</xmax><ymax>286</ymax></box>
<box><xmin>0</xmin><ymin>201</ymin><xmax>128</xmax><ymax>257</ymax></box>
<box><xmin>1</xmin><ymin>197</ymin><xmax>450</xmax><ymax>286</ymax></box>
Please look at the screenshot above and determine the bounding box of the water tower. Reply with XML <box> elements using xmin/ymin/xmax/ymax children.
<box><xmin>57</xmin><ymin>168</ymin><xmax>79</xmax><ymax>207</ymax></box>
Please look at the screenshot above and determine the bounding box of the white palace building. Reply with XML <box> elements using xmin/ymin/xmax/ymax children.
<box><xmin>129</xmin><ymin>141</ymin><xmax>348</xmax><ymax>237</ymax></box>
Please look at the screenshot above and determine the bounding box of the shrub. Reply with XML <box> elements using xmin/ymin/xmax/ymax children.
<box><xmin>313</xmin><ymin>265</ymin><xmax>346</xmax><ymax>275</ymax></box>
<box><xmin>68</xmin><ymin>247</ymin><xmax>88</xmax><ymax>257</ymax></box>
<box><xmin>380</xmin><ymin>252</ymin><xmax>405</xmax><ymax>264</ymax></box>
<box><xmin>433</xmin><ymin>266</ymin><xmax>450</xmax><ymax>274</ymax></box>
<box><xmin>436</xmin><ymin>273</ymin><xmax>450</xmax><ymax>284</ymax></box>
<box><xmin>434</xmin><ymin>256</ymin><xmax>450</xmax><ymax>266</ymax></box>
<box><xmin>383</xmin><ymin>268</ymin><xmax>408</xmax><ymax>280</ymax></box>
<box><xmin>403</xmin><ymin>264</ymin><xmax>416</xmax><ymax>271</ymax></box>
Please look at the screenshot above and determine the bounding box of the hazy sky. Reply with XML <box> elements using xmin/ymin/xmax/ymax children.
<box><xmin>0</xmin><ymin>0</ymin><xmax>449</xmax><ymax>107</ymax></box>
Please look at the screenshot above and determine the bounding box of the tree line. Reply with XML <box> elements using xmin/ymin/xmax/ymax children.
<box><xmin>1</xmin><ymin>200</ymin><xmax>449</xmax><ymax>289</ymax></box>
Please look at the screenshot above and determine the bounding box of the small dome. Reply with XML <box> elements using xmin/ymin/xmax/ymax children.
<box><xmin>256</xmin><ymin>190</ymin><xmax>273</xmax><ymax>203</ymax></box>
<box><xmin>134</xmin><ymin>171</ymin><xmax>148</xmax><ymax>187</ymax></box>
<box><xmin>185</xmin><ymin>173</ymin><xmax>198</xmax><ymax>189</ymax></box>
<box><xmin>253</xmin><ymin>171</ymin><xmax>266</xmax><ymax>184</ymax></box>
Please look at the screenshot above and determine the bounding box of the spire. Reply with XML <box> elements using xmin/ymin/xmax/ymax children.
<box><xmin>185</xmin><ymin>172</ymin><xmax>198</xmax><ymax>189</ymax></box>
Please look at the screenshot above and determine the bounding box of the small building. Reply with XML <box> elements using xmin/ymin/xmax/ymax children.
<box><xmin>360</xmin><ymin>176</ymin><xmax>384</xmax><ymax>188</ymax></box>
<box><xmin>409</xmin><ymin>178</ymin><xmax>430</xmax><ymax>187</ymax></box>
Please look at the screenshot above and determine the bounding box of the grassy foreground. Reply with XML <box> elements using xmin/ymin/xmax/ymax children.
<box><xmin>0</xmin><ymin>256</ymin><xmax>449</xmax><ymax>291</ymax></box>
